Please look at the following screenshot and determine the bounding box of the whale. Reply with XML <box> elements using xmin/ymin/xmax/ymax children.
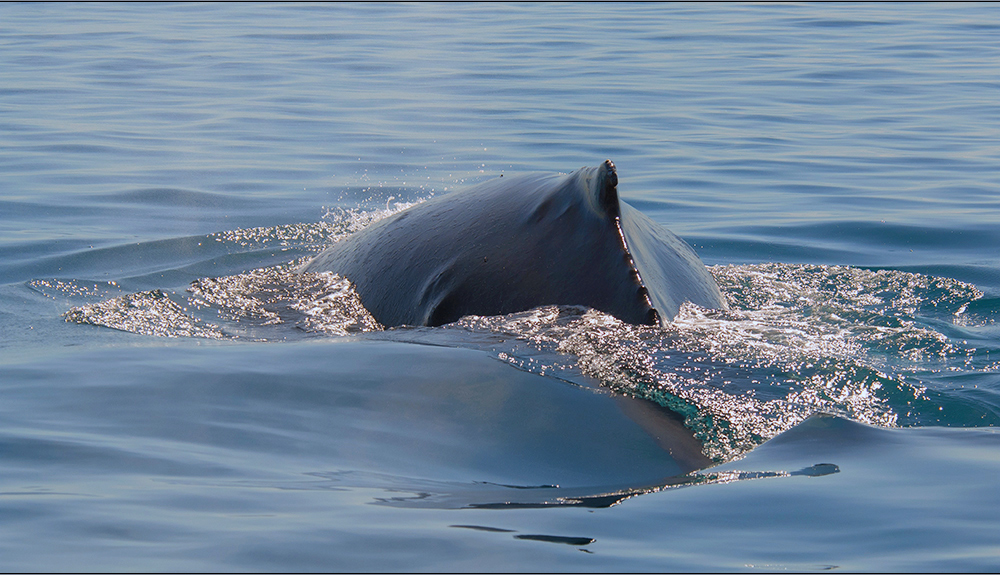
<box><xmin>301</xmin><ymin>160</ymin><xmax>727</xmax><ymax>328</ymax></box>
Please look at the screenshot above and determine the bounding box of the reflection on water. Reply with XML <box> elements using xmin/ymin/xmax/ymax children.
<box><xmin>3</xmin><ymin>2</ymin><xmax>1000</xmax><ymax>571</ymax></box>
<box><xmin>367</xmin><ymin>461</ymin><xmax>840</xmax><ymax>510</ymax></box>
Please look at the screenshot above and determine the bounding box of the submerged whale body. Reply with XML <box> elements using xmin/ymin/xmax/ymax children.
<box><xmin>302</xmin><ymin>160</ymin><xmax>727</xmax><ymax>327</ymax></box>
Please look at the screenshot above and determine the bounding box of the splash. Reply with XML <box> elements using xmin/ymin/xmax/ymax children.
<box><xmin>202</xmin><ymin>198</ymin><xmax>422</xmax><ymax>252</ymax></box>
<box><xmin>57</xmin><ymin>200</ymin><xmax>417</xmax><ymax>340</ymax></box>
<box><xmin>187</xmin><ymin>265</ymin><xmax>381</xmax><ymax>336</ymax></box>
<box><xmin>54</xmin><ymin>204</ymin><xmax>987</xmax><ymax>461</ymax></box>
<box><xmin>63</xmin><ymin>288</ymin><xmax>226</xmax><ymax>339</ymax></box>
<box><xmin>711</xmin><ymin>263</ymin><xmax>981</xmax><ymax>365</ymax></box>
<box><xmin>63</xmin><ymin>264</ymin><xmax>381</xmax><ymax>340</ymax></box>
<box><xmin>446</xmin><ymin>264</ymin><xmax>984</xmax><ymax>460</ymax></box>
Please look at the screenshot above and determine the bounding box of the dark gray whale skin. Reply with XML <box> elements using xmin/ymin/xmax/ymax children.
<box><xmin>301</xmin><ymin>160</ymin><xmax>727</xmax><ymax>328</ymax></box>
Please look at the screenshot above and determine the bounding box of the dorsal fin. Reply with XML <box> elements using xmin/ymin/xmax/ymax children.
<box><xmin>582</xmin><ymin>159</ymin><xmax>621</xmax><ymax>219</ymax></box>
<box><xmin>598</xmin><ymin>159</ymin><xmax>618</xmax><ymax>214</ymax></box>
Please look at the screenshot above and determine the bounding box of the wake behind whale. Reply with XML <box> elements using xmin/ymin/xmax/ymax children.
<box><xmin>56</xmin><ymin>162</ymin><xmax>989</xmax><ymax>466</ymax></box>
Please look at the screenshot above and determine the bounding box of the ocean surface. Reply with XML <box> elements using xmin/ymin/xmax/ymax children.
<box><xmin>3</xmin><ymin>3</ymin><xmax>1000</xmax><ymax>572</ymax></box>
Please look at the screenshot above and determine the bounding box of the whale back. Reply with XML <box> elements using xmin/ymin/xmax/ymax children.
<box><xmin>301</xmin><ymin>161</ymin><xmax>726</xmax><ymax>327</ymax></box>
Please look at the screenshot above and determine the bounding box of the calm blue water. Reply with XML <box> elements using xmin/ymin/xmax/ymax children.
<box><xmin>3</xmin><ymin>3</ymin><xmax>1000</xmax><ymax>571</ymax></box>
